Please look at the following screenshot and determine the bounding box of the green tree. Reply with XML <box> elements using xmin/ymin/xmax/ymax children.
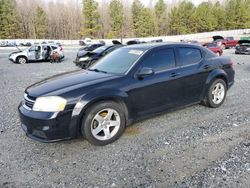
<box><xmin>80</xmin><ymin>0</ymin><xmax>101</xmax><ymax>38</ymax></box>
<box><xmin>34</xmin><ymin>6</ymin><xmax>48</xmax><ymax>39</ymax></box>
<box><xmin>154</xmin><ymin>0</ymin><xmax>168</xmax><ymax>36</ymax></box>
<box><xmin>168</xmin><ymin>1</ymin><xmax>196</xmax><ymax>35</ymax></box>
<box><xmin>225</xmin><ymin>0</ymin><xmax>249</xmax><ymax>29</ymax></box>
<box><xmin>0</xmin><ymin>0</ymin><xmax>19</xmax><ymax>39</ymax></box>
<box><xmin>131</xmin><ymin>0</ymin><xmax>144</xmax><ymax>36</ymax></box>
<box><xmin>136</xmin><ymin>8</ymin><xmax>155</xmax><ymax>37</ymax></box>
<box><xmin>194</xmin><ymin>2</ymin><xmax>217</xmax><ymax>32</ymax></box>
<box><xmin>108</xmin><ymin>0</ymin><xmax>123</xmax><ymax>38</ymax></box>
<box><xmin>213</xmin><ymin>1</ymin><xmax>226</xmax><ymax>30</ymax></box>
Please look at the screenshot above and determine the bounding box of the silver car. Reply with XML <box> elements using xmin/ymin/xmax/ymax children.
<box><xmin>9</xmin><ymin>44</ymin><xmax>64</xmax><ymax>64</ymax></box>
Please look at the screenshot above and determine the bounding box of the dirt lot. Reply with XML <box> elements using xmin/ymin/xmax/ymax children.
<box><xmin>0</xmin><ymin>47</ymin><xmax>249</xmax><ymax>188</ymax></box>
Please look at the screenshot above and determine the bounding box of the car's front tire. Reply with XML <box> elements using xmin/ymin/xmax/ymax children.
<box><xmin>16</xmin><ymin>56</ymin><xmax>28</xmax><ymax>64</ymax></box>
<box><xmin>81</xmin><ymin>101</ymin><xmax>126</xmax><ymax>146</ymax></box>
<box><xmin>204</xmin><ymin>79</ymin><xmax>227</xmax><ymax>108</ymax></box>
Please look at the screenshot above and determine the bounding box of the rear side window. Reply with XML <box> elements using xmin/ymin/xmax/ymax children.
<box><xmin>142</xmin><ymin>48</ymin><xmax>176</xmax><ymax>71</ymax></box>
<box><xmin>179</xmin><ymin>47</ymin><xmax>202</xmax><ymax>66</ymax></box>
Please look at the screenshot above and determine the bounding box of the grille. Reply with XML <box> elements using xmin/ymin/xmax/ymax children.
<box><xmin>24</xmin><ymin>93</ymin><xmax>36</xmax><ymax>110</ymax></box>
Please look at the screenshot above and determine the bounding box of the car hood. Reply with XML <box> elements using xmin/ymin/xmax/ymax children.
<box><xmin>26</xmin><ymin>70</ymin><xmax>118</xmax><ymax>97</ymax></box>
<box><xmin>80</xmin><ymin>51</ymin><xmax>97</xmax><ymax>58</ymax></box>
<box><xmin>238</xmin><ymin>40</ymin><xmax>250</xmax><ymax>45</ymax></box>
<box><xmin>213</xmin><ymin>35</ymin><xmax>224</xmax><ymax>41</ymax></box>
<box><xmin>9</xmin><ymin>51</ymin><xmax>22</xmax><ymax>55</ymax></box>
<box><xmin>77</xmin><ymin>50</ymin><xmax>90</xmax><ymax>57</ymax></box>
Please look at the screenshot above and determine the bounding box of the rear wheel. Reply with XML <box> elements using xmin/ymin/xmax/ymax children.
<box><xmin>81</xmin><ymin>101</ymin><xmax>126</xmax><ymax>145</ymax></box>
<box><xmin>17</xmin><ymin>56</ymin><xmax>27</xmax><ymax>64</ymax></box>
<box><xmin>204</xmin><ymin>79</ymin><xmax>227</xmax><ymax>108</ymax></box>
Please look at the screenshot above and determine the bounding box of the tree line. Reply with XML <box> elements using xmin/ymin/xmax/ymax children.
<box><xmin>0</xmin><ymin>0</ymin><xmax>250</xmax><ymax>40</ymax></box>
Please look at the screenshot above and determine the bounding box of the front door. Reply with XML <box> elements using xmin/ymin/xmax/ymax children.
<box><xmin>128</xmin><ymin>48</ymin><xmax>185</xmax><ymax>117</ymax></box>
<box><xmin>27</xmin><ymin>46</ymin><xmax>36</xmax><ymax>60</ymax></box>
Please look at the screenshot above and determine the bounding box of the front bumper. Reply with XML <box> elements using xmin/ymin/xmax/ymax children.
<box><xmin>235</xmin><ymin>49</ymin><xmax>250</xmax><ymax>54</ymax></box>
<box><xmin>73</xmin><ymin>57</ymin><xmax>91</xmax><ymax>69</ymax></box>
<box><xmin>18</xmin><ymin>103</ymin><xmax>77</xmax><ymax>142</ymax></box>
<box><xmin>8</xmin><ymin>57</ymin><xmax>15</xmax><ymax>62</ymax></box>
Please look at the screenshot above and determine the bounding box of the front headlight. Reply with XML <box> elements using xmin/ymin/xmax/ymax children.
<box><xmin>33</xmin><ymin>96</ymin><xmax>67</xmax><ymax>112</ymax></box>
<box><xmin>79</xmin><ymin>57</ymin><xmax>89</xmax><ymax>62</ymax></box>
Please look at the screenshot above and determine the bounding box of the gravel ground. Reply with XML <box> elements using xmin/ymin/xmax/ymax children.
<box><xmin>0</xmin><ymin>47</ymin><xmax>249</xmax><ymax>188</ymax></box>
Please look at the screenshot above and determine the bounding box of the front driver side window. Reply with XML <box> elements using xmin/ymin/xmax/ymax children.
<box><xmin>142</xmin><ymin>48</ymin><xmax>176</xmax><ymax>72</ymax></box>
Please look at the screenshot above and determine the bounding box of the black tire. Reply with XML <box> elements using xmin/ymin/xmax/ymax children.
<box><xmin>81</xmin><ymin>101</ymin><xmax>126</xmax><ymax>146</ymax></box>
<box><xmin>16</xmin><ymin>56</ymin><xmax>27</xmax><ymax>64</ymax></box>
<box><xmin>203</xmin><ymin>79</ymin><xmax>227</xmax><ymax>108</ymax></box>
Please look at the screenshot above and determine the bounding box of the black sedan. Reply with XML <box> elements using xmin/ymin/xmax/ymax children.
<box><xmin>235</xmin><ymin>40</ymin><xmax>250</xmax><ymax>55</ymax></box>
<box><xmin>18</xmin><ymin>43</ymin><xmax>235</xmax><ymax>145</ymax></box>
<box><xmin>77</xmin><ymin>43</ymin><xmax>104</xmax><ymax>57</ymax></box>
<box><xmin>74</xmin><ymin>45</ymin><xmax>123</xmax><ymax>69</ymax></box>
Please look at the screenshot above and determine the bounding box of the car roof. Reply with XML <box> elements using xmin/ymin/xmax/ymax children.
<box><xmin>122</xmin><ymin>42</ymin><xmax>202</xmax><ymax>50</ymax></box>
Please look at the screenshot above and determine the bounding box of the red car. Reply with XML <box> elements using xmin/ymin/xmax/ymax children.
<box><xmin>213</xmin><ymin>36</ymin><xmax>238</xmax><ymax>49</ymax></box>
<box><xmin>203</xmin><ymin>42</ymin><xmax>223</xmax><ymax>56</ymax></box>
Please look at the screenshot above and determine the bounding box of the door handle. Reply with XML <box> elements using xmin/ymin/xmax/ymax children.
<box><xmin>171</xmin><ymin>72</ymin><xmax>181</xmax><ymax>77</ymax></box>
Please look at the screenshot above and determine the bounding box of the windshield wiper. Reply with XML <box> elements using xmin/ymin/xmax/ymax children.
<box><xmin>88</xmin><ymin>68</ymin><xmax>107</xmax><ymax>74</ymax></box>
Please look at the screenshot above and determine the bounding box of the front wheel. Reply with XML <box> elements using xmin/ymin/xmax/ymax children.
<box><xmin>17</xmin><ymin>56</ymin><xmax>27</xmax><ymax>64</ymax></box>
<box><xmin>81</xmin><ymin>101</ymin><xmax>126</xmax><ymax>146</ymax></box>
<box><xmin>204</xmin><ymin>79</ymin><xmax>227</xmax><ymax>108</ymax></box>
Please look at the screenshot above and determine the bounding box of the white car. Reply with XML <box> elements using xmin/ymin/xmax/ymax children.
<box><xmin>9</xmin><ymin>44</ymin><xmax>64</xmax><ymax>64</ymax></box>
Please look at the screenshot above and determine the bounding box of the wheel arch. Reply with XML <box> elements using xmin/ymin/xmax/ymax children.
<box><xmin>73</xmin><ymin>91</ymin><xmax>131</xmax><ymax>136</ymax></box>
<box><xmin>201</xmin><ymin>69</ymin><xmax>228</xmax><ymax>100</ymax></box>
<box><xmin>16</xmin><ymin>55</ymin><xmax>28</xmax><ymax>63</ymax></box>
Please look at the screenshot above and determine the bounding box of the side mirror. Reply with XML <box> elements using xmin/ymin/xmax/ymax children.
<box><xmin>137</xmin><ymin>67</ymin><xmax>154</xmax><ymax>79</ymax></box>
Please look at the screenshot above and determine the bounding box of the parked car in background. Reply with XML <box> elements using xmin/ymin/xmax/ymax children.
<box><xmin>213</xmin><ymin>36</ymin><xmax>238</xmax><ymax>49</ymax></box>
<box><xmin>74</xmin><ymin>44</ymin><xmax>123</xmax><ymax>69</ymax></box>
<box><xmin>126</xmin><ymin>39</ymin><xmax>145</xmax><ymax>45</ymax></box>
<box><xmin>18</xmin><ymin>43</ymin><xmax>235</xmax><ymax>145</ymax></box>
<box><xmin>79</xmin><ymin>38</ymin><xmax>93</xmax><ymax>46</ymax></box>
<box><xmin>235</xmin><ymin>40</ymin><xmax>250</xmax><ymax>55</ymax></box>
<box><xmin>9</xmin><ymin>44</ymin><xmax>64</xmax><ymax>64</ymax></box>
<box><xmin>77</xmin><ymin>43</ymin><xmax>104</xmax><ymax>57</ymax></box>
<box><xmin>150</xmin><ymin>39</ymin><xmax>163</xmax><ymax>43</ymax></box>
<box><xmin>203</xmin><ymin>42</ymin><xmax>223</xmax><ymax>56</ymax></box>
<box><xmin>240</xmin><ymin>36</ymin><xmax>250</xmax><ymax>40</ymax></box>
<box><xmin>181</xmin><ymin>40</ymin><xmax>200</xmax><ymax>45</ymax></box>
<box><xmin>0</xmin><ymin>41</ymin><xmax>7</xmax><ymax>47</ymax></box>
<box><xmin>22</xmin><ymin>42</ymin><xmax>32</xmax><ymax>47</ymax></box>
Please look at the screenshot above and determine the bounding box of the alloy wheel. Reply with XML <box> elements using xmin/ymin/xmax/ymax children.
<box><xmin>19</xmin><ymin>57</ymin><xmax>26</xmax><ymax>64</ymax></box>
<box><xmin>90</xmin><ymin>108</ymin><xmax>121</xmax><ymax>141</ymax></box>
<box><xmin>212</xmin><ymin>83</ymin><xmax>225</xmax><ymax>104</ymax></box>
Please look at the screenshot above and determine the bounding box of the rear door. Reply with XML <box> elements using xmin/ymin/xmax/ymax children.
<box><xmin>176</xmin><ymin>47</ymin><xmax>209</xmax><ymax>104</ymax></box>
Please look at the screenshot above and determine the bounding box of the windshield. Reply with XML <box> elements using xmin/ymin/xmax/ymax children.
<box><xmin>89</xmin><ymin>48</ymin><xmax>145</xmax><ymax>74</ymax></box>
<box><xmin>93</xmin><ymin>46</ymin><xmax>109</xmax><ymax>54</ymax></box>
